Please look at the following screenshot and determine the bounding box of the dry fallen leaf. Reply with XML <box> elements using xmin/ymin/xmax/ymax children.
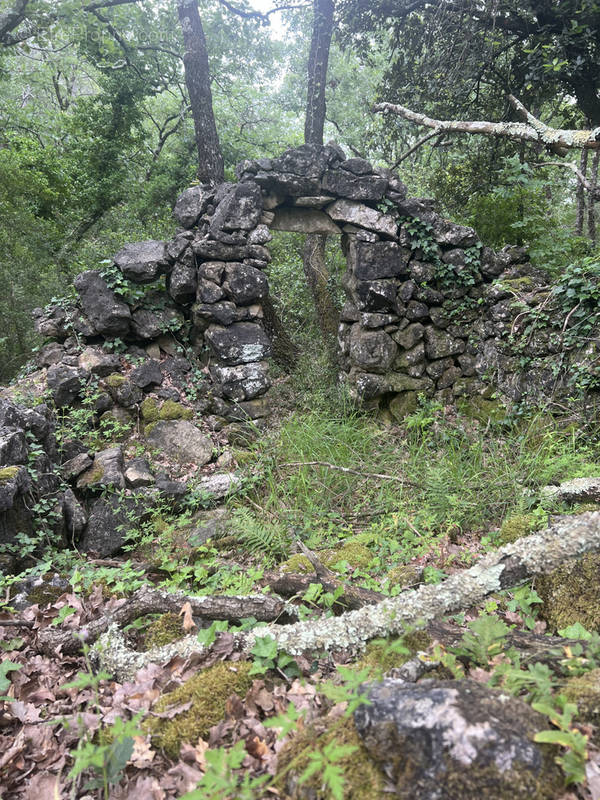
<box><xmin>178</xmin><ymin>602</ymin><xmax>196</xmax><ymax>633</ymax></box>
<box><xmin>129</xmin><ymin>735</ymin><xmax>155</xmax><ymax>769</ymax></box>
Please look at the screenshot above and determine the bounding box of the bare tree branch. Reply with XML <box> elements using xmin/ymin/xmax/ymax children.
<box><xmin>533</xmin><ymin>160</ymin><xmax>600</xmax><ymax>200</ymax></box>
<box><xmin>373</xmin><ymin>97</ymin><xmax>600</xmax><ymax>156</ymax></box>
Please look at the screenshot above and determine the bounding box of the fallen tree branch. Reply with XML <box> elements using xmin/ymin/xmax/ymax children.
<box><xmin>269</xmin><ymin>572</ymin><xmax>384</xmax><ymax>611</ymax></box>
<box><xmin>92</xmin><ymin>512</ymin><xmax>600</xmax><ymax>680</ymax></box>
<box><xmin>392</xmin><ymin>128</ymin><xmax>443</xmax><ymax>167</ymax></box>
<box><xmin>279</xmin><ymin>461</ymin><xmax>416</xmax><ymax>485</ymax></box>
<box><xmin>373</xmin><ymin>96</ymin><xmax>600</xmax><ymax>157</ymax></box>
<box><xmin>37</xmin><ymin>584</ymin><xmax>296</xmax><ymax>656</ymax></box>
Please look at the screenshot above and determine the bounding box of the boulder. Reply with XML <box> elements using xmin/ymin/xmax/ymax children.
<box><xmin>74</xmin><ymin>271</ymin><xmax>131</xmax><ymax>337</ymax></box>
<box><xmin>211</xmin><ymin>361</ymin><xmax>270</xmax><ymax>401</ymax></box>
<box><xmin>46</xmin><ymin>364</ymin><xmax>84</xmax><ymax>407</ymax></box>
<box><xmin>0</xmin><ymin>428</ymin><xmax>28</xmax><ymax>466</ymax></box>
<box><xmin>61</xmin><ymin>452</ymin><xmax>93</xmax><ymax>480</ymax></box>
<box><xmin>80</xmin><ymin>492</ymin><xmax>154</xmax><ymax>556</ymax></box>
<box><xmin>222</xmin><ymin>263</ymin><xmax>268</xmax><ymax>305</ymax></box>
<box><xmin>210</xmin><ymin>183</ymin><xmax>263</xmax><ymax>233</ymax></box>
<box><xmin>271</xmin><ymin>207</ymin><xmax>341</xmax><ymax>234</ymax></box>
<box><xmin>423</xmin><ymin>326</ymin><xmax>465</xmax><ymax>359</ymax></box>
<box><xmin>78</xmin><ymin>347</ymin><xmax>121</xmax><ymax>377</ymax></box>
<box><xmin>347</xmin><ymin>237</ymin><xmax>410</xmax><ymax>280</ymax></box>
<box><xmin>61</xmin><ymin>488</ymin><xmax>87</xmax><ymax>541</ymax></box>
<box><xmin>124</xmin><ymin>458</ymin><xmax>155</xmax><ymax>488</ymax></box>
<box><xmin>113</xmin><ymin>240</ymin><xmax>170</xmax><ymax>284</ymax></box>
<box><xmin>327</xmin><ymin>200</ymin><xmax>397</xmax><ymax>239</ymax></box>
<box><xmin>354</xmin><ymin>678</ymin><xmax>562</xmax><ymax>800</ymax></box>
<box><xmin>77</xmin><ymin>446</ymin><xmax>125</xmax><ymax>491</ymax></box>
<box><xmin>0</xmin><ymin>466</ymin><xmax>33</xmax><ymax>548</ymax></box>
<box><xmin>349</xmin><ymin>327</ymin><xmax>397</xmax><ymax>373</ymax></box>
<box><xmin>168</xmin><ymin>262</ymin><xmax>198</xmax><ymax>304</ymax></box>
<box><xmin>173</xmin><ymin>185</ymin><xmax>213</xmax><ymax>228</ymax></box>
<box><xmin>129</xmin><ymin>360</ymin><xmax>163</xmax><ymax>389</ymax></box>
<box><xmin>196</xmin><ymin>472</ymin><xmax>241</xmax><ymax>500</ymax></box>
<box><xmin>32</xmin><ymin>304</ymin><xmax>72</xmax><ymax>341</ymax></box>
<box><xmin>205</xmin><ymin>322</ymin><xmax>272</xmax><ymax>365</ymax></box>
<box><xmin>146</xmin><ymin>420</ymin><xmax>213</xmax><ymax>465</ymax></box>
<box><xmin>322</xmin><ymin>169</ymin><xmax>387</xmax><ymax>201</ymax></box>
<box><xmin>131</xmin><ymin>307</ymin><xmax>184</xmax><ymax>340</ymax></box>
<box><xmin>354</xmin><ymin>279</ymin><xmax>397</xmax><ymax>312</ymax></box>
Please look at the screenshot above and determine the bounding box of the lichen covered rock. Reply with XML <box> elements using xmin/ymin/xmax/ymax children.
<box><xmin>354</xmin><ymin>678</ymin><xmax>562</xmax><ymax>799</ymax></box>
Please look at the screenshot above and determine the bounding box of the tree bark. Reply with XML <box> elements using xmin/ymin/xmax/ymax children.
<box><xmin>589</xmin><ymin>150</ymin><xmax>600</xmax><ymax>245</ymax></box>
<box><xmin>93</xmin><ymin>512</ymin><xmax>600</xmax><ymax>681</ymax></box>
<box><xmin>177</xmin><ymin>0</ymin><xmax>224</xmax><ymax>185</ymax></box>
<box><xmin>303</xmin><ymin>0</ymin><xmax>339</xmax><ymax>355</ymax></box>
<box><xmin>373</xmin><ymin>96</ymin><xmax>600</xmax><ymax>156</ymax></box>
<box><xmin>36</xmin><ymin>584</ymin><xmax>295</xmax><ymax>655</ymax></box>
<box><xmin>576</xmin><ymin>148</ymin><xmax>588</xmax><ymax>236</ymax></box>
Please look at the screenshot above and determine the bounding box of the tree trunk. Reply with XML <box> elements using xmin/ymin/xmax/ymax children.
<box><xmin>589</xmin><ymin>149</ymin><xmax>600</xmax><ymax>245</ymax></box>
<box><xmin>304</xmin><ymin>0</ymin><xmax>334</xmax><ymax>145</ymax></box>
<box><xmin>576</xmin><ymin>148</ymin><xmax>588</xmax><ymax>236</ymax></box>
<box><xmin>177</xmin><ymin>0</ymin><xmax>224</xmax><ymax>185</ymax></box>
<box><xmin>303</xmin><ymin>0</ymin><xmax>339</xmax><ymax>357</ymax></box>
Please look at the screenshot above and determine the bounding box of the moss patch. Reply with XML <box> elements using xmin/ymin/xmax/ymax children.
<box><xmin>497</xmin><ymin>513</ymin><xmax>539</xmax><ymax>546</ymax></box>
<box><xmin>281</xmin><ymin>554</ymin><xmax>313</xmax><ymax>574</ymax></box>
<box><xmin>0</xmin><ymin>466</ymin><xmax>20</xmax><ymax>484</ymax></box>
<box><xmin>457</xmin><ymin>395</ymin><xmax>506</xmax><ymax>424</ymax></box>
<box><xmin>357</xmin><ymin>629</ymin><xmax>431</xmax><ymax>678</ymax></box>
<box><xmin>537</xmin><ymin>553</ymin><xmax>600</xmax><ymax>633</ymax></box>
<box><xmin>386</xmin><ymin>564</ymin><xmax>421</xmax><ymax>589</ymax></box>
<box><xmin>158</xmin><ymin>400</ymin><xmax>193</xmax><ymax>421</ymax></box>
<box><xmin>145</xmin><ymin>661</ymin><xmax>252</xmax><ymax>758</ymax></box>
<box><xmin>564</xmin><ymin>668</ymin><xmax>600</xmax><ymax>744</ymax></box>
<box><xmin>26</xmin><ymin>581</ymin><xmax>66</xmax><ymax>607</ymax></box>
<box><xmin>276</xmin><ymin>716</ymin><xmax>384</xmax><ymax>800</ymax></box>
<box><xmin>141</xmin><ymin>612</ymin><xmax>184</xmax><ymax>651</ymax></box>
<box><xmin>105</xmin><ymin>373</ymin><xmax>126</xmax><ymax>389</ymax></box>
<box><xmin>141</xmin><ymin>396</ymin><xmax>160</xmax><ymax>422</ymax></box>
<box><xmin>320</xmin><ymin>541</ymin><xmax>373</xmax><ymax>571</ymax></box>
<box><xmin>389</xmin><ymin>391</ymin><xmax>418</xmax><ymax>422</ymax></box>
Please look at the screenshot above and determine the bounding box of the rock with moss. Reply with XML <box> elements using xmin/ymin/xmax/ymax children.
<box><xmin>386</xmin><ymin>564</ymin><xmax>422</xmax><ymax>589</ymax></box>
<box><xmin>457</xmin><ymin>395</ymin><xmax>506</xmax><ymax>424</ymax></box>
<box><xmin>276</xmin><ymin>716</ymin><xmax>385</xmax><ymax>800</ymax></box>
<box><xmin>144</xmin><ymin>661</ymin><xmax>252</xmax><ymax>757</ymax></box>
<box><xmin>320</xmin><ymin>541</ymin><xmax>373</xmax><ymax>571</ymax></box>
<box><xmin>537</xmin><ymin>553</ymin><xmax>600</xmax><ymax>633</ymax></box>
<box><xmin>158</xmin><ymin>399</ymin><xmax>194</xmax><ymax>421</ymax></box>
<box><xmin>357</xmin><ymin>629</ymin><xmax>431</xmax><ymax>678</ymax></box>
<box><xmin>146</xmin><ymin>420</ymin><xmax>212</xmax><ymax>464</ymax></box>
<box><xmin>140</xmin><ymin>396</ymin><xmax>160</xmax><ymax>423</ymax></box>
<box><xmin>564</xmin><ymin>668</ymin><xmax>600</xmax><ymax>744</ymax></box>
<box><xmin>104</xmin><ymin>373</ymin><xmax>126</xmax><ymax>389</ymax></box>
<box><xmin>389</xmin><ymin>391</ymin><xmax>418</xmax><ymax>422</ymax></box>
<box><xmin>354</xmin><ymin>678</ymin><xmax>563</xmax><ymax>799</ymax></box>
<box><xmin>281</xmin><ymin>553</ymin><xmax>313</xmax><ymax>574</ymax></box>
<box><xmin>0</xmin><ymin>465</ymin><xmax>21</xmax><ymax>484</ymax></box>
<box><xmin>497</xmin><ymin>514</ymin><xmax>539</xmax><ymax>546</ymax></box>
<box><xmin>141</xmin><ymin>612</ymin><xmax>184</xmax><ymax>650</ymax></box>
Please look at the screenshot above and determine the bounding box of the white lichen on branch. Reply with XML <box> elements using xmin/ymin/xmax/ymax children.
<box><xmin>94</xmin><ymin>512</ymin><xmax>600</xmax><ymax>680</ymax></box>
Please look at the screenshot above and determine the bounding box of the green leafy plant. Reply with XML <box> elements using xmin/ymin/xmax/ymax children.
<box><xmin>533</xmin><ymin>696</ymin><xmax>588</xmax><ymax>785</ymax></box>
<box><xmin>452</xmin><ymin>613</ymin><xmax>510</xmax><ymax>667</ymax></box>
<box><xmin>248</xmin><ymin>635</ymin><xmax>300</xmax><ymax>679</ymax></box>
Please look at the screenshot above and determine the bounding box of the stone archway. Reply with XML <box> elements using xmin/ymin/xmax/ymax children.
<box><xmin>35</xmin><ymin>143</ymin><xmax>580</xmax><ymax>424</ymax></box>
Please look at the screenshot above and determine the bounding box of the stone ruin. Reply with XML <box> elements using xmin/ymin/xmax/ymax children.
<box><xmin>1</xmin><ymin>143</ymin><xmax>597</xmax><ymax>561</ymax></box>
<box><xmin>31</xmin><ymin>142</ymin><xmax>595</xmax><ymax>423</ymax></box>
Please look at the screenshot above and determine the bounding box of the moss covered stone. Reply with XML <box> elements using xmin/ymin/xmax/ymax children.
<box><xmin>141</xmin><ymin>612</ymin><xmax>184</xmax><ymax>650</ymax></box>
<box><xmin>281</xmin><ymin>554</ymin><xmax>313</xmax><ymax>574</ymax></box>
<box><xmin>564</xmin><ymin>668</ymin><xmax>600</xmax><ymax>744</ymax></box>
<box><xmin>537</xmin><ymin>553</ymin><xmax>600</xmax><ymax>633</ymax></box>
<box><xmin>386</xmin><ymin>564</ymin><xmax>421</xmax><ymax>589</ymax></box>
<box><xmin>357</xmin><ymin>630</ymin><xmax>431</xmax><ymax>678</ymax></box>
<box><xmin>497</xmin><ymin>513</ymin><xmax>539</xmax><ymax>545</ymax></box>
<box><xmin>26</xmin><ymin>581</ymin><xmax>66</xmax><ymax>607</ymax></box>
<box><xmin>105</xmin><ymin>373</ymin><xmax>126</xmax><ymax>389</ymax></box>
<box><xmin>276</xmin><ymin>716</ymin><xmax>385</xmax><ymax>800</ymax></box>
<box><xmin>141</xmin><ymin>396</ymin><xmax>160</xmax><ymax>422</ymax></box>
<box><xmin>389</xmin><ymin>391</ymin><xmax>418</xmax><ymax>422</ymax></box>
<box><xmin>158</xmin><ymin>400</ymin><xmax>193</xmax><ymax>421</ymax></box>
<box><xmin>457</xmin><ymin>395</ymin><xmax>506</xmax><ymax>423</ymax></box>
<box><xmin>145</xmin><ymin>661</ymin><xmax>252</xmax><ymax>757</ymax></box>
<box><xmin>320</xmin><ymin>541</ymin><xmax>373</xmax><ymax>571</ymax></box>
<box><xmin>0</xmin><ymin>466</ymin><xmax>20</xmax><ymax>484</ymax></box>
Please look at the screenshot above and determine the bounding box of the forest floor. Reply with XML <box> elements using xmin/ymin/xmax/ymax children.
<box><xmin>2</xmin><ymin>387</ymin><xmax>600</xmax><ymax>799</ymax></box>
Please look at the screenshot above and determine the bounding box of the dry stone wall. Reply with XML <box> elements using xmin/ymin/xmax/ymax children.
<box><xmin>31</xmin><ymin>143</ymin><xmax>597</xmax><ymax>422</ymax></box>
